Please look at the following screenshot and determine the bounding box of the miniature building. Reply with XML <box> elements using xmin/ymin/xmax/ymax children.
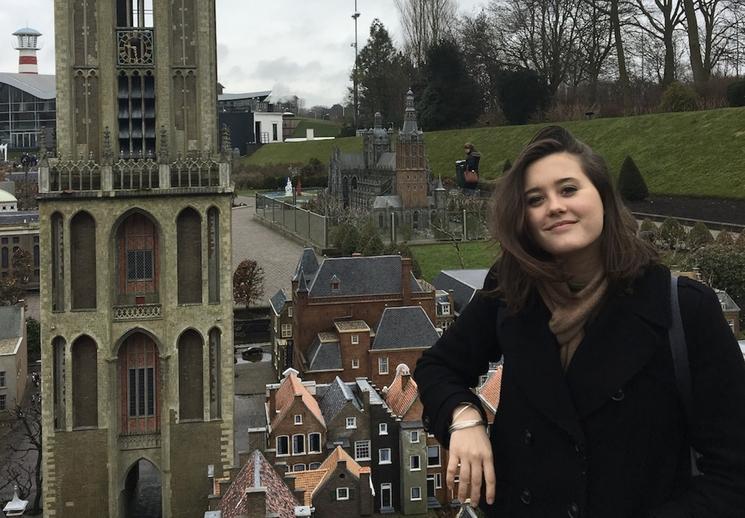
<box><xmin>0</xmin><ymin>207</ymin><xmax>40</xmax><ymax>290</ymax></box>
<box><xmin>328</xmin><ymin>90</ymin><xmax>448</xmax><ymax>233</ymax></box>
<box><xmin>432</xmin><ymin>269</ymin><xmax>489</xmax><ymax>317</ymax></box>
<box><xmin>288</xmin><ymin>249</ymin><xmax>437</xmax><ymax>384</ymax></box>
<box><xmin>0</xmin><ymin>305</ymin><xmax>27</xmax><ymax>415</ymax></box>
<box><xmin>39</xmin><ymin>0</ymin><xmax>235</xmax><ymax>516</ymax></box>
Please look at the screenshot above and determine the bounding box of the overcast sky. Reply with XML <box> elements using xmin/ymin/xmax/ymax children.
<box><xmin>1</xmin><ymin>0</ymin><xmax>485</xmax><ymax>106</ymax></box>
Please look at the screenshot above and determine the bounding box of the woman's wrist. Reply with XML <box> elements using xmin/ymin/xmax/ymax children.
<box><xmin>452</xmin><ymin>403</ymin><xmax>482</xmax><ymax>423</ymax></box>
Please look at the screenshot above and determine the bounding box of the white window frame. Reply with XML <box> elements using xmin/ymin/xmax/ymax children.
<box><xmin>441</xmin><ymin>302</ymin><xmax>451</xmax><ymax>315</ymax></box>
<box><xmin>351</xmin><ymin>334</ymin><xmax>359</xmax><ymax>345</ymax></box>
<box><xmin>410</xmin><ymin>454</ymin><xmax>421</xmax><ymax>471</ymax></box>
<box><xmin>292</xmin><ymin>463</ymin><xmax>306</xmax><ymax>472</ymax></box>
<box><xmin>308</xmin><ymin>432</ymin><xmax>322</xmax><ymax>453</ymax></box>
<box><xmin>287</xmin><ymin>306</ymin><xmax>293</xmax><ymax>317</ymax></box>
<box><xmin>292</xmin><ymin>433</ymin><xmax>305</xmax><ymax>455</ymax></box>
<box><xmin>281</xmin><ymin>323</ymin><xmax>292</xmax><ymax>338</ymax></box>
<box><xmin>435</xmin><ymin>472</ymin><xmax>443</xmax><ymax>489</ymax></box>
<box><xmin>294</xmin><ymin>414</ymin><xmax>302</xmax><ymax>425</ymax></box>
<box><xmin>379</xmin><ymin>448</ymin><xmax>392</xmax><ymax>464</ymax></box>
<box><xmin>276</xmin><ymin>435</ymin><xmax>290</xmax><ymax>456</ymax></box>
<box><xmin>378</xmin><ymin>356</ymin><xmax>389</xmax><ymax>375</ymax></box>
<box><xmin>336</xmin><ymin>487</ymin><xmax>349</xmax><ymax>501</ymax></box>
<box><xmin>346</xmin><ymin>416</ymin><xmax>357</xmax><ymax>429</ymax></box>
<box><xmin>351</xmin><ymin>358</ymin><xmax>360</xmax><ymax>369</ymax></box>
<box><xmin>410</xmin><ymin>430</ymin><xmax>419</xmax><ymax>443</ymax></box>
<box><xmin>411</xmin><ymin>486</ymin><xmax>422</xmax><ymax>501</ymax></box>
<box><xmin>355</xmin><ymin>440</ymin><xmax>371</xmax><ymax>461</ymax></box>
<box><xmin>380</xmin><ymin>483</ymin><xmax>393</xmax><ymax>509</ymax></box>
<box><xmin>427</xmin><ymin>444</ymin><xmax>441</xmax><ymax>467</ymax></box>
<box><xmin>378</xmin><ymin>422</ymin><xmax>388</xmax><ymax>435</ymax></box>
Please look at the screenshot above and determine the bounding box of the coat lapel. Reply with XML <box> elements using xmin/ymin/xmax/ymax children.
<box><xmin>566</xmin><ymin>266</ymin><xmax>671</xmax><ymax>420</ymax></box>
<box><xmin>499</xmin><ymin>296</ymin><xmax>585</xmax><ymax>443</ymax></box>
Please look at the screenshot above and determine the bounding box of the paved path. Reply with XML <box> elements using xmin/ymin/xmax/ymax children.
<box><xmin>232</xmin><ymin>195</ymin><xmax>308</xmax><ymax>305</ymax></box>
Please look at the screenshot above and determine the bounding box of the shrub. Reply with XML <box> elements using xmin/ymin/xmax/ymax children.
<box><xmin>495</xmin><ymin>68</ymin><xmax>552</xmax><ymax>125</ymax></box>
<box><xmin>340</xmin><ymin>225</ymin><xmax>361</xmax><ymax>256</ymax></box>
<box><xmin>715</xmin><ymin>229</ymin><xmax>735</xmax><ymax>246</ymax></box>
<box><xmin>638</xmin><ymin>218</ymin><xmax>658</xmax><ymax>244</ymax></box>
<box><xmin>692</xmin><ymin>244</ymin><xmax>745</xmax><ymax>329</ymax></box>
<box><xmin>658</xmin><ymin>218</ymin><xmax>686</xmax><ymax>249</ymax></box>
<box><xmin>617</xmin><ymin>156</ymin><xmax>649</xmax><ymax>201</ymax></box>
<box><xmin>659</xmin><ymin>82</ymin><xmax>698</xmax><ymax>113</ymax></box>
<box><xmin>726</xmin><ymin>79</ymin><xmax>745</xmax><ymax>107</ymax></box>
<box><xmin>362</xmin><ymin>233</ymin><xmax>385</xmax><ymax>256</ymax></box>
<box><xmin>735</xmin><ymin>229</ymin><xmax>745</xmax><ymax>249</ymax></box>
<box><xmin>686</xmin><ymin>222</ymin><xmax>713</xmax><ymax>250</ymax></box>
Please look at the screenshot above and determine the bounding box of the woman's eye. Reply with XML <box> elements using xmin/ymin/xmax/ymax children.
<box><xmin>561</xmin><ymin>185</ymin><xmax>578</xmax><ymax>196</ymax></box>
<box><xmin>526</xmin><ymin>195</ymin><xmax>543</xmax><ymax>206</ymax></box>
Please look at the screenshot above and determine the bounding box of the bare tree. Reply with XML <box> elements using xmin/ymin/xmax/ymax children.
<box><xmin>628</xmin><ymin>0</ymin><xmax>686</xmax><ymax>85</ymax></box>
<box><xmin>233</xmin><ymin>259</ymin><xmax>265</xmax><ymax>308</ymax></box>
<box><xmin>491</xmin><ymin>0</ymin><xmax>585</xmax><ymax>95</ymax></box>
<box><xmin>698</xmin><ymin>0</ymin><xmax>741</xmax><ymax>76</ymax></box>
<box><xmin>395</xmin><ymin>0</ymin><xmax>457</xmax><ymax>66</ymax></box>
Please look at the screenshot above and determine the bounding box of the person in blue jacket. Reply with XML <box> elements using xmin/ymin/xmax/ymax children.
<box><xmin>414</xmin><ymin>126</ymin><xmax>745</xmax><ymax>517</ymax></box>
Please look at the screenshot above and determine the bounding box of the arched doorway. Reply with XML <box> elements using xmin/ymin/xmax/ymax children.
<box><xmin>119</xmin><ymin>332</ymin><xmax>160</xmax><ymax>435</ymax></box>
<box><xmin>122</xmin><ymin>458</ymin><xmax>162</xmax><ymax>518</ymax></box>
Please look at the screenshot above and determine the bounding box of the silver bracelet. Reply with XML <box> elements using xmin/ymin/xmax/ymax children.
<box><xmin>452</xmin><ymin>402</ymin><xmax>480</xmax><ymax>423</ymax></box>
<box><xmin>448</xmin><ymin>418</ymin><xmax>486</xmax><ymax>434</ymax></box>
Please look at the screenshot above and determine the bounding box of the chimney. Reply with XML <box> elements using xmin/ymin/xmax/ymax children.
<box><xmin>359</xmin><ymin>470</ymin><xmax>373</xmax><ymax>516</ymax></box>
<box><xmin>244</xmin><ymin>487</ymin><xmax>267</xmax><ymax>518</ymax></box>
<box><xmin>401</xmin><ymin>257</ymin><xmax>412</xmax><ymax>305</ymax></box>
<box><xmin>401</xmin><ymin>370</ymin><xmax>411</xmax><ymax>390</ymax></box>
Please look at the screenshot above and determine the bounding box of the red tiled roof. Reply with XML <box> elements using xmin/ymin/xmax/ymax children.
<box><xmin>218</xmin><ymin>450</ymin><xmax>300</xmax><ymax>518</ymax></box>
<box><xmin>478</xmin><ymin>366</ymin><xmax>503</xmax><ymax>419</ymax></box>
<box><xmin>287</xmin><ymin>446</ymin><xmax>369</xmax><ymax>507</ymax></box>
<box><xmin>274</xmin><ymin>371</ymin><xmax>326</xmax><ymax>428</ymax></box>
<box><xmin>385</xmin><ymin>365</ymin><xmax>420</xmax><ymax>420</ymax></box>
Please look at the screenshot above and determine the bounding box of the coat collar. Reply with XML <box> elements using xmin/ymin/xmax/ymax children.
<box><xmin>498</xmin><ymin>264</ymin><xmax>672</xmax><ymax>440</ymax></box>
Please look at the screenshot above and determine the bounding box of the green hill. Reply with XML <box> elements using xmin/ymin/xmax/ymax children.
<box><xmin>291</xmin><ymin>118</ymin><xmax>342</xmax><ymax>138</ymax></box>
<box><xmin>241</xmin><ymin>107</ymin><xmax>745</xmax><ymax>199</ymax></box>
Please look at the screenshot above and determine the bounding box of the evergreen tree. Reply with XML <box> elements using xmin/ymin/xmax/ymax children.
<box><xmin>716</xmin><ymin>230</ymin><xmax>735</xmax><ymax>246</ymax></box>
<box><xmin>638</xmin><ymin>218</ymin><xmax>658</xmax><ymax>244</ymax></box>
<box><xmin>618</xmin><ymin>156</ymin><xmax>649</xmax><ymax>201</ymax></box>
<box><xmin>341</xmin><ymin>225</ymin><xmax>361</xmax><ymax>256</ymax></box>
<box><xmin>735</xmin><ymin>229</ymin><xmax>745</xmax><ymax>249</ymax></box>
<box><xmin>495</xmin><ymin>68</ymin><xmax>551</xmax><ymax>125</ymax></box>
<box><xmin>417</xmin><ymin>39</ymin><xmax>482</xmax><ymax>130</ymax></box>
<box><xmin>658</xmin><ymin>218</ymin><xmax>686</xmax><ymax>250</ymax></box>
<box><xmin>353</xmin><ymin>19</ymin><xmax>411</xmax><ymax>129</ymax></box>
<box><xmin>362</xmin><ymin>233</ymin><xmax>385</xmax><ymax>256</ymax></box>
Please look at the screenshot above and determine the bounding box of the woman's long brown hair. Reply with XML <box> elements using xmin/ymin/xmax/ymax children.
<box><xmin>488</xmin><ymin>126</ymin><xmax>658</xmax><ymax>311</ymax></box>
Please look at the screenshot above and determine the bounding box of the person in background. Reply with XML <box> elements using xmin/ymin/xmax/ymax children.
<box><xmin>415</xmin><ymin>126</ymin><xmax>745</xmax><ymax>517</ymax></box>
<box><xmin>464</xmin><ymin>142</ymin><xmax>481</xmax><ymax>194</ymax></box>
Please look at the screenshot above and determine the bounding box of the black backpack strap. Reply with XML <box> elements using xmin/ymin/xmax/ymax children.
<box><xmin>669</xmin><ymin>272</ymin><xmax>701</xmax><ymax>475</ymax></box>
<box><xmin>669</xmin><ymin>273</ymin><xmax>693</xmax><ymax>416</ymax></box>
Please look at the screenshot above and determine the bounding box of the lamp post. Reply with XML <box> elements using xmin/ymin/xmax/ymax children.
<box><xmin>352</xmin><ymin>1</ymin><xmax>360</xmax><ymax>130</ymax></box>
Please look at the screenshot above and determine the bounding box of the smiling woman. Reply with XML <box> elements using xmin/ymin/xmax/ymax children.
<box><xmin>414</xmin><ymin>126</ymin><xmax>745</xmax><ymax>518</ymax></box>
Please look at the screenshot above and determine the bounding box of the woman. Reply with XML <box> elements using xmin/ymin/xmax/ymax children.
<box><xmin>414</xmin><ymin>126</ymin><xmax>745</xmax><ymax>517</ymax></box>
<box><xmin>464</xmin><ymin>142</ymin><xmax>481</xmax><ymax>192</ymax></box>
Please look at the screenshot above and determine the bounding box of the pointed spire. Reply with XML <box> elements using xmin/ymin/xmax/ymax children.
<box><xmin>296</xmin><ymin>268</ymin><xmax>308</xmax><ymax>293</ymax></box>
<box><xmin>374</xmin><ymin>112</ymin><xmax>382</xmax><ymax>129</ymax></box>
<box><xmin>221</xmin><ymin>123</ymin><xmax>232</xmax><ymax>160</ymax></box>
<box><xmin>401</xmin><ymin>88</ymin><xmax>419</xmax><ymax>134</ymax></box>
<box><xmin>436</xmin><ymin>174</ymin><xmax>445</xmax><ymax>190</ymax></box>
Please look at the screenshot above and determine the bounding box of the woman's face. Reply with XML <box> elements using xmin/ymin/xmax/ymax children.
<box><xmin>523</xmin><ymin>152</ymin><xmax>604</xmax><ymax>268</ymax></box>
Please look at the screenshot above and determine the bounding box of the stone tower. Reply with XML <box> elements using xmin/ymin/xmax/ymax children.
<box><xmin>39</xmin><ymin>0</ymin><xmax>234</xmax><ymax>516</ymax></box>
<box><xmin>395</xmin><ymin>90</ymin><xmax>429</xmax><ymax>209</ymax></box>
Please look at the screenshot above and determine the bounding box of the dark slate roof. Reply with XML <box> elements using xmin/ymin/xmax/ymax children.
<box><xmin>432</xmin><ymin>269</ymin><xmax>489</xmax><ymax>314</ymax></box>
<box><xmin>318</xmin><ymin>377</ymin><xmax>361</xmax><ymax>424</ymax></box>
<box><xmin>307</xmin><ymin>336</ymin><xmax>342</xmax><ymax>371</ymax></box>
<box><xmin>338</xmin><ymin>153</ymin><xmax>366</xmax><ymax>170</ymax></box>
<box><xmin>308</xmin><ymin>255</ymin><xmax>424</xmax><ymax>297</ymax></box>
<box><xmin>716</xmin><ymin>289</ymin><xmax>741</xmax><ymax>311</ymax></box>
<box><xmin>376</xmin><ymin>152</ymin><xmax>396</xmax><ymax>170</ymax></box>
<box><xmin>270</xmin><ymin>289</ymin><xmax>287</xmax><ymax>316</ymax></box>
<box><xmin>293</xmin><ymin>248</ymin><xmax>319</xmax><ymax>285</ymax></box>
<box><xmin>0</xmin><ymin>211</ymin><xmax>39</xmax><ymax>225</ymax></box>
<box><xmin>0</xmin><ymin>305</ymin><xmax>23</xmax><ymax>340</ymax></box>
<box><xmin>355</xmin><ymin>378</ymin><xmax>386</xmax><ymax>406</ymax></box>
<box><xmin>372</xmin><ymin>306</ymin><xmax>439</xmax><ymax>350</ymax></box>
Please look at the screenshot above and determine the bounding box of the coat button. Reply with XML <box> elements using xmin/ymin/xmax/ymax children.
<box><xmin>520</xmin><ymin>488</ymin><xmax>531</xmax><ymax>505</ymax></box>
<box><xmin>611</xmin><ymin>389</ymin><xmax>625</xmax><ymax>401</ymax></box>
<box><xmin>567</xmin><ymin>502</ymin><xmax>580</xmax><ymax>518</ymax></box>
<box><xmin>523</xmin><ymin>429</ymin><xmax>534</xmax><ymax>446</ymax></box>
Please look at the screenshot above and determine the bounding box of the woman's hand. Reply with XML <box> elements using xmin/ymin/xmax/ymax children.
<box><xmin>447</xmin><ymin>407</ymin><xmax>496</xmax><ymax>507</ymax></box>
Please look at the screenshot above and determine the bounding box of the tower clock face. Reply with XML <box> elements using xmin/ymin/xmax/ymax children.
<box><xmin>117</xmin><ymin>29</ymin><xmax>154</xmax><ymax>66</ymax></box>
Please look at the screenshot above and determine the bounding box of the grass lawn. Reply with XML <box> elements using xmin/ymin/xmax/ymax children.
<box><xmin>411</xmin><ymin>240</ymin><xmax>499</xmax><ymax>282</ymax></box>
<box><xmin>291</xmin><ymin>118</ymin><xmax>342</xmax><ymax>138</ymax></box>
<box><xmin>242</xmin><ymin>107</ymin><xmax>745</xmax><ymax>199</ymax></box>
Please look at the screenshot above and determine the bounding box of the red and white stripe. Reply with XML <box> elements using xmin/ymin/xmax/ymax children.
<box><xmin>18</xmin><ymin>50</ymin><xmax>38</xmax><ymax>74</ymax></box>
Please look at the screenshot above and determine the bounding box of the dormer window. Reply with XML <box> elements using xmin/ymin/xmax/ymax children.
<box><xmin>440</xmin><ymin>302</ymin><xmax>451</xmax><ymax>316</ymax></box>
<box><xmin>330</xmin><ymin>275</ymin><xmax>341</xmax><ymax>292</ymax></box>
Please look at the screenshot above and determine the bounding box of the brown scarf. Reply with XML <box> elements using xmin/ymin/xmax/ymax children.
<box><xmin>537</xmin><ymin>270</ymin><xmax>608</xmax><ymax>371</ymax></box>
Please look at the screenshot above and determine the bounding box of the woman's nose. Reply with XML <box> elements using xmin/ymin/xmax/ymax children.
<box><xmin>547</xmin><ymin>195</ymin><xmax>566</xmax><ymax>215</ymax></box>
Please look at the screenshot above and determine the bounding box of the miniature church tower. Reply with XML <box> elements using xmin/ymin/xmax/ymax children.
<box><xmin>395</xmin><ymin>89</ymin><xmax>429</xmax><ymax>208</ymax></box>
<box><xmin>39</xmin><ymin>0</ymin><xmax>234</xmax><ymax>516</ymax></box>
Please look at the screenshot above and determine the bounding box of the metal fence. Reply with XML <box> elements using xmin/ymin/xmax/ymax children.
<box><xmin>255</xmin><ymin>193</ymin><xmax>328</xmax><ymax>249</ymax></box>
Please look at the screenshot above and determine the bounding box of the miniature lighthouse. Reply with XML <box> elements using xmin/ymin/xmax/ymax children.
<box><xmin>13</xmin><ymin>27</ymin><xmax>42</xmax><ymax>74</ymax></box>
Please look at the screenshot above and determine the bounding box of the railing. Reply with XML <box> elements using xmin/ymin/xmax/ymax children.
<box><xmin>113</xmin><ymin>156</ymin><xmax>159</xmax><ymax>190</ymax></box>
<box><xmin>50</xmin><ymin>158</ymin><xmax>101</xmax><ymax>192</ymax></box>
<box><xmin>119</xmin><ymin>433</ymin><xmax>160</xmax><ymax>451</ymax></box>
<box><xmin>113</xmin><ymin>303</ymin><xmax>162</xmax><ymax>321</ymax></box>
<box><xmin>170</xmin><ymin>155</ymin><xmax>220</xmax><ymax>188</ymax></box>
<box><xmin>254</xmin><ymin>193</ymin><xmax>329</xmax><ymax>249</ymax></box>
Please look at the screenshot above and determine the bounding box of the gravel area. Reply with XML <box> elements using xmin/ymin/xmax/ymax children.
<box><xmin>625</xmin><ymin>196</ymin><xmax>745</xmax><ymax>228</ymax></box>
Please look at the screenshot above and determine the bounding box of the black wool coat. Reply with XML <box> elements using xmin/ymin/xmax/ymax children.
<box><xmin>414</xmin><ymin>264</ymin><xmax>745</xmax><ymax>518</ymax></box>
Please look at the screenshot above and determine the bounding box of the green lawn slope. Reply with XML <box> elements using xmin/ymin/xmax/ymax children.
<box><xmin>241</xmin><ymin>107</ymin><xmax>745</xmax><ymax>199</ymax></box>
<box><xmin>291</xmin><ymin>118</ymin><xmax>342</xmax><ymax>138</ymax></box>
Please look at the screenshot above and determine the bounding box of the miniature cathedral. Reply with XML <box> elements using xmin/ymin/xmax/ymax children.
<box><xmin>328</xmin><ymin>90</ymin><xmax>448</xmax><ymax>233</ymax></box>
<box><xmin>39</xmin><ymin>0</ymin><xmax>235</xmax><ymax>516</ymax></box>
